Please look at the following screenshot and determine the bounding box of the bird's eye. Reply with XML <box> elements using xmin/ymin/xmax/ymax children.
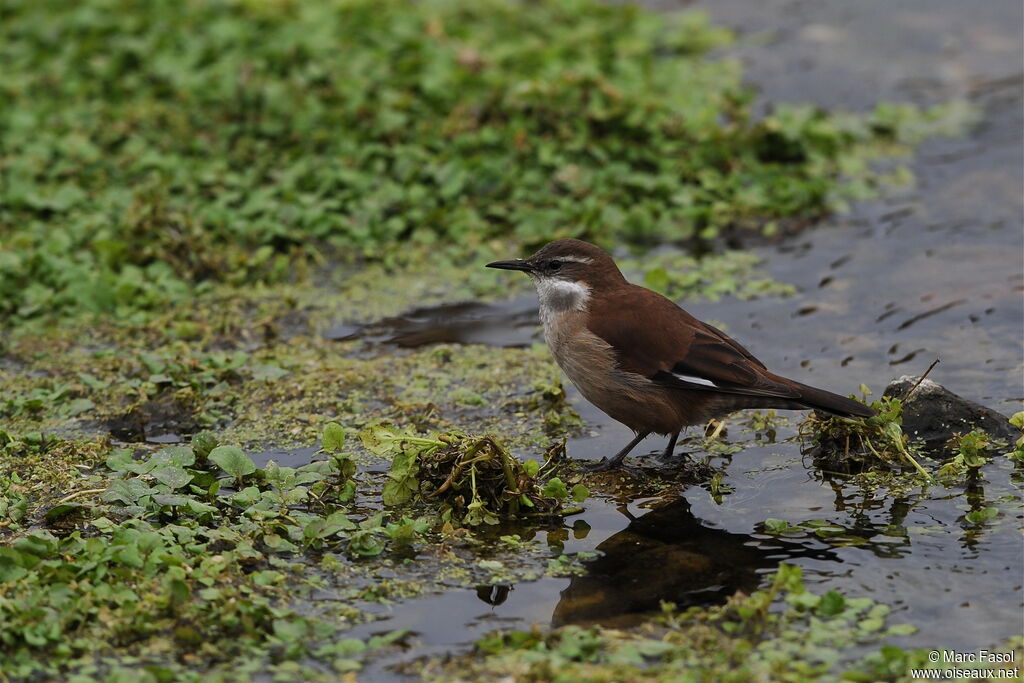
<box><xmin>548</xmin><ymin>260</ymin><xmax>563</xmax><ymax>272</ymax></box>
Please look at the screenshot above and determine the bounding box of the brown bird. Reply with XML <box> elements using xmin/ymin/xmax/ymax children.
<box><xmin>487</xmin><ymin>238</ymin><xmax>874</xmax><ymax>469</ymax></box>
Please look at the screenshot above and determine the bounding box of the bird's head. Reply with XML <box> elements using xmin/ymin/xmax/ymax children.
<box><xmin>486</xmin><ymin>239</ymin><xmax>625</xmax><ymax>312</ymax></box>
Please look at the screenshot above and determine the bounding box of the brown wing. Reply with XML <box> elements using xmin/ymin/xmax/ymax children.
<box><xmin>587</xmin><ymin>286</ymin><xmax>800</xmax><ymax>400</ymax></box>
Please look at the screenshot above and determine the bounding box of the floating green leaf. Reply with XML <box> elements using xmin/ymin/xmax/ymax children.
<box><xmin>191</xmin><ymin>432</ymin><xmax>219</xmax><ymax>461</ymax></box>
<box><xmin>764</xmin><ymin>518</ymin><xmax>792</xmax><ymax>534</ymax></box>
<box><xmin>208</xmin><ymin>446</ymin><xmax>256</xmax><ymax>483</ymax></box>
<box><xmin>542</xmin><ymin>478</ymin><xmax>569</xmax><ymax>501</ymax></box>
<box><xmin>570</xmin><ymin>484</ymin><xmax>590</xmax><ymax>503</ymax></box>
<box><xmin>382</xmin><ymin>452</ymin><xmax>420</xmax><ymax>506</ymax></box>
<box><xmin>965</xmin><ymin>507</ymin><xmax>998</xmax><ymax>525</ymax></box>
<box><xmin>43</xmin><ymin>503</ymin><xmax>89</xmax><ymax>523</ymax></box>
<box><xmin>151</xmin><ymin>466</ymin><xmax>193</xmax><ymax>490</ymax></box>
<box><xmin>322</xmin><ymin>422</ymin><xmax>347</xmax><ymax>454</ymax></box>
<box><xmin>103</xmin><ymin>478</ymin><xmax>156</xmax><ymax>505</ymax></box>
<box><xmin>816</xmin><ymin>589</ymin><xmax>846</xmax><ymax>617</ymax></box>
<box><xmin>105</xmin><ymin>449</ymin><xmax>137</xmax><ymax>473</ymax></box>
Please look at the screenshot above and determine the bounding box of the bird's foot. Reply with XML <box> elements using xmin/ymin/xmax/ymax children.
<box><xmin>583</xmin><ymin>457</ymin><xmax>655</xmax><ymax>479</ymax></box>
<box><xmin>583</xmin><ymin>457</ymin><xmax>621</xmax><ymax>472</ymax></box>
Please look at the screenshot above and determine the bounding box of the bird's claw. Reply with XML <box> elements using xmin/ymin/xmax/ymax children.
<box><xmin>583</xmin><ymin>457</ymin><xmax>619</xmax><ymax>472</ymax></box>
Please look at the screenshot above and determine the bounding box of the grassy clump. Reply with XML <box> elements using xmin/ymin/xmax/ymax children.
<box><xmin>0</xmin><ymin>0</ymin><xmax>969</xmax><ymax>325</ymax></box>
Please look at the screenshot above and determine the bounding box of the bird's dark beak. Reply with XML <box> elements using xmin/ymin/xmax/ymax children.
<box><xmin>486</xmin><ymin>259</ymin><xmax>534</xmax><ymax>273</ymax></box>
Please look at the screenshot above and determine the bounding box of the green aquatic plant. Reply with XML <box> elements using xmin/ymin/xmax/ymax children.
<box><xmin>0</xmin><ymin>473</ymin><xmax>29</xmax><ymax>528</ymax></box>
<box><xmin>934</xmin><ymin>429</ymin><xmax>1007</xmax><ymax>484</ymax></box>
<box><xmin>0</xmin><ymin>0</ymin><xmax>970</xmax><ymax>327</ymax></box>
<box><xmin>208</xmin><ymin>445</ymin><xmax>257</xmax><ymax>488</ymax></box>
<box><xmin>1006</xmin><ymin>412</ymin><xmax>1024</xmax><ymax>463</ymax></box>
<box><xmin>0</xmin><ymin>422</ymin><xmax>446</xmax><ymax>678</ymax></box>
<box><xmin>760</xmin><ymin>517</ymin><xmax>873</xmax><ymax>548</ymax></box>
<box><xmin>319</xmin><ymin>421</ymin><xmax>358</xmax><ymax>503</ymax></box>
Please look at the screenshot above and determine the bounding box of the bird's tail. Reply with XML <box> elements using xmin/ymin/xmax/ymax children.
<box><xmin>788</xmin><ymin>380</ymin><xmax>876</xmax><ymax>418</ymax></box>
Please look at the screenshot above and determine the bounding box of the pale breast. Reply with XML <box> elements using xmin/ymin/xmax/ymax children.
<box><xmin>541</xmin><ymin>310</ymin><xmax>685</xmax><ymax>434</ymax></box>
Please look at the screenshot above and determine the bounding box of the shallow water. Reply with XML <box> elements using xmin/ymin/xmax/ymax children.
<box><xmin>334</xmin><ymin>1</ymin><xmax>1022</xmax><ymax>677</ymax></box>
<box><xmin>323</xmin><ymin>300</ymin><xmax>539</xmax><ymax>349</ymax></box>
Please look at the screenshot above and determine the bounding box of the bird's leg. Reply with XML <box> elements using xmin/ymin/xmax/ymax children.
<box><xmin>615</xmin><ymin>503</ymin><xmax>638</xmax><ymax>522</ymax></box>
<box><xmin>662</xmin><ymin>429</ymin><xmax>681</xmax><ymax>459</ymax></box>
<box><xmin>586</xmin><ymin>431</ymin><xmax>649</xmax><ymax>471</ymax></box>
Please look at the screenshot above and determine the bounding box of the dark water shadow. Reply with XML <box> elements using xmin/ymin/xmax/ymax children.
<box><xmin>550</xmin><ymin>495</ymin><xmax>836</xmax><ymax>627</ymax></box>
<box><xmin>324</xmin><ymin>300</ymin><xmax>540</xmax><ymax>348</ymax></box>
<box><xmin>250</xmin><ymin>445</ymin><xmax>321</xmax><ymax>469</ymax></box>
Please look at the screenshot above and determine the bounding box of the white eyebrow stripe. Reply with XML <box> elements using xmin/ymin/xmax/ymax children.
<box><xmin>672</xmin><ymin>373</ymin><xmax>718</xmax><ymax>388</ymax></box>
<box><xmin>556</xmin><ymin>255</ymin><xmax>592</xmax><ymax>264</ymax></box>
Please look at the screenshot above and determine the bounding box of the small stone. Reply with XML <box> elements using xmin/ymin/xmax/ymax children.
<box><xmin>883</xmin><ymin>376</ymin><xmax>1016</xmax><ymax>455</ymax></box>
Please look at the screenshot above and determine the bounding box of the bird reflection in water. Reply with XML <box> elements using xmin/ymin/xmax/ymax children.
<box><xmin>546</xmin><ymin>496</ymin><xmax>836</xmax><ymax>628</ymax></box>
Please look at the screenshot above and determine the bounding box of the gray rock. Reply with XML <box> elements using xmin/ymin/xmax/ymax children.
<box><xmin>883</xmin><ymin>376</ymin><xmax>1016</xmax><ymax>454</ymax></box>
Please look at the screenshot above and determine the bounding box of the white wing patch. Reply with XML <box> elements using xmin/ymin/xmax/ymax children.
<box><xmin>672</xmin><ymin>373</ymin><xmax>718</xmax><ymax>388</ymax></box>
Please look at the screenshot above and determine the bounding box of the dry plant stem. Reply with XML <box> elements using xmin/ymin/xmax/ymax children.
<box><xmin>55</xmin><ymin>488</ymin><xmax>108</xmax><ymax>505</ymax></box>
<box><xmin>427</xmin><ymin>449</ymin><xmax>490</xmax><ymax>498</ymax></box>
<box><xmin>707</xmin><ymin>419</ymin><xmax>727</xmax><ymax>442</ymax></box>
<box><xmin>903</xmin><ymin>358</ymin><xmax>941</xmax><ymax>401</ymax></box>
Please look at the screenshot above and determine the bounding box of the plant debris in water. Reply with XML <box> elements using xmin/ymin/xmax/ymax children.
<box><xmin>801</xmin><ymin>387</ymin><xmax>931</xmax><ymax>479</ymax></box>
<box><xmin>802</xmin><ymin>388</ymin><xmax>1020</xmax><ymax>486</ymax></box>
<box><xmin>361</xmin><ymin>425</ymin><xmax>586</xmax><ymax>526</ymax></box>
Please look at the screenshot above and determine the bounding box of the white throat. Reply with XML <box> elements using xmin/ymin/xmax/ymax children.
<box><xmin>535</xmin><ymin>277</ymin><xmax>590</xmax><ymax>323</ymax></box>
